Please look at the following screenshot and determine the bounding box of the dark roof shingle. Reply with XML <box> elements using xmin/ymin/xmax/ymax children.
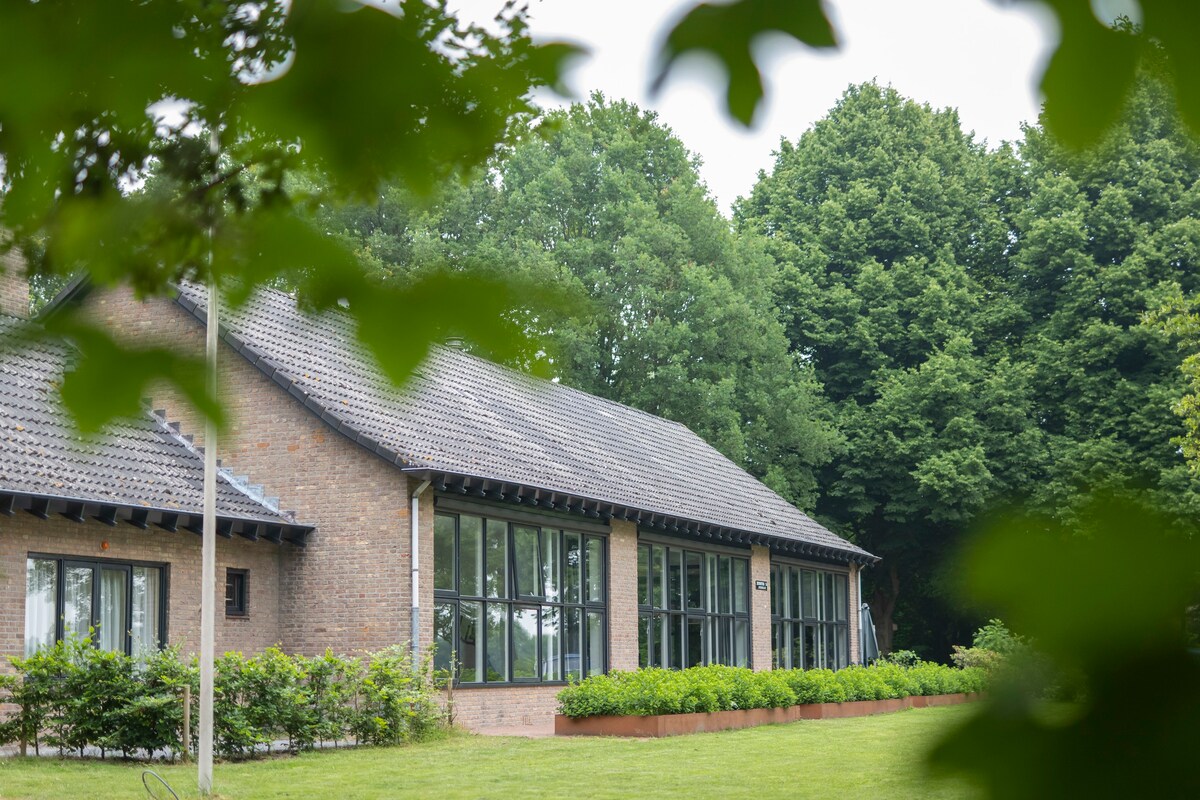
<box><xmin>177</xmin><ymin>283</ymin><xmax>874</xmax><ymax>562</ymax></box>
<box><xmin>0</xmin><ymin>315</ymin><xmax>308</xmax><ymax>532</ymax></box>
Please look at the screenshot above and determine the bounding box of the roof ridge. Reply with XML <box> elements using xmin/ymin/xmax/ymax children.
<box><xmin>145</xmin><ymin>407</ymin><xmax>300</xmax><ymax>524</ymax></box>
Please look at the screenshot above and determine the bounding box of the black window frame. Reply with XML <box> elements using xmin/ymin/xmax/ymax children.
<box><xmin>25</xmin><ymin>552</ymin><xmax>169</xmax><ymax>657</ymax></box>
<box><xmin>433</xmin><ymin>510</ymin><xmax>609</xmax><ymax>687</ymax></box>
<box><xmin>770</xmin><ymin>562</ymin><xmax>849</xmax><ymax>670</ymax></box>
<box><xmin>636</xmin><ymin>539</ymin><xmax>751</xmax><ymax>670</ymax></box>
<box><xmin>225</xmin><ymin>568</ymin><xmax>249</xmax><ymax>618</ymax></box>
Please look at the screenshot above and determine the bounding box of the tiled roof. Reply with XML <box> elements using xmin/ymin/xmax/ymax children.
<box><xmin>176</xmin><ymin>283</ymin><xmax>875</xmax><ymax>563</ymax></box>
<box><xmin>0</xmin><ymin>315</ymin><xmax>309</xmax><ymax>537</ymax></box>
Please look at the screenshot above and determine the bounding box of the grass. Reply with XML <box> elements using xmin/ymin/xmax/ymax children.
<box><xmin>0</xmin><ymin>705</ymin><xmax>981</xmax><ymax>799</ymax></box>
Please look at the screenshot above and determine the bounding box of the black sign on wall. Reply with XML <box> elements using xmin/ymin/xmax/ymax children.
<box><xmin>755</xmin><ymin>580</ymin><xmax>769</xmax><ymax>591</ymax></box>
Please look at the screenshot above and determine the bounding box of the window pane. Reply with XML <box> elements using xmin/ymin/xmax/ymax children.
<box><xmin>803</xmin><ymin>624</ymin><xmax>818</xmax><ymax>669</ymax></box>
<box><xmin>686</xmin><ymin>618</ymin><xmax>703</xmax><ymax>668</ymax></box>
<box><xmin>733</xmin><ymin>559</ymin><xmax>748</xmax><ymax>614</ymax></box>
<box><xmin>541</xmin><ymin>605</ymin><xmax>561</xmax><ymax>681</ymax></box>
<box><xmin>485</xmin><ymin>603</ymin><xmax>509</xmax><ymax>682</ymax></box>
<box><xmin>99</xmin><ymin>567</ymin><xmax>127</xmax><ymax>653</ymax></box>
<box><xmin>513</xmin><ymin>526</ymin><xmax>540</xmax><ymax>598</ymax></box>
<box><xmin>63</xmin><ymin>565</ymin><xmax>93</xmax><ymax>643</ymax></box>
<box><xmin>790</xmin><ymin>568</ymin><xmax>802</xmax><ymax>620</ymax></box>
<box><xmin>772</xmin><ymin>622</ymin><xmax>783</xmax><ymax>669</ymax></box>
<box><xmin>433</xmin><ymin>515</ymin><xmax>456</xmax><ymax>592</ymax></box>
<box><xmin>835</xmin><ymin>574</ymin><xmax>848</xmax><ymax>622</ymax></box>
<box><xmin>131</xmin><ymin>567</ymin><xmax>160</xmax><ymax>658</ymax></box>
<box><xmin>801</xmin><ymin>570</ymin><xmax>817</xmax><ymax>619</ymax></box>
<box><xmin>25</xmin><ymin>558</ymin><xmax>57</xmax><ymax>655</ymax></box>
<box><xmin>706</xmin><ymin>554</ymin><xmax>718</xmax><ymax>611</ymax></box>
<box><xmin>770</xmin><ymin>565</ymin><xmax>779</xmax><ymax>617</ymax></box>
<box><xmin>459</xmin><ymin>516</ymin><xmax>483</xmax><ymax>597</ymax></box>
<box><xmin>586</xmin><ymin>611</ymin><xmax>605</xmax><ymax>678</ymax></box>
<box><xmin>586</xmin><ymin>537</ymin><xmax>604</xmax><ymax>604</ymax></box>
<box><xmin>824</xmin><ymin>624</ymin><xmax>837</xmax><ymax>669</ymax></box>
<box><xmin>485</xmin><ymin>520</ymin><xmax>508</xmax><ymax>598</ymax></box>
<box><xmin>541</xmin><ymin>531</ymin><xmax>559</xmax><ymax>601</ymax></box>
<box><xmin>637</xmin><ymin>545</ymin><xmax>649</xmax><ymax>607</ymax></box>
<box><xmin>667</xmin><ymin>550</ymin><xmax>683</xmax><ymax>611</ymax></box>
<box><xmin>836</xmin><ymin>625</ymin><xmax>848</xmax><ymax>669</ymax></box>
<box><xmin>685</xmin><ymin>552</ymin><xmax>702</xmax><ymax>610</ymax></box>
<box><xmin>650</xmin><ymin>546</ymin><xmax>665</xmax><ymax>609</ymax></box>
<box><xmin>433</xmin><ymin>601</ymin><xmax>455</xmax><ymax>674</ymax></box>
<box><xmin>734</xmin><ymin>618</ymin><xmax>750</xmax><ymax>668</ymax></box>
<box><xmin>512</xmin><ymin>606</ymin><xmax>538</xmax><ymax>679</ymax></box>
<box><xmin>668</xmin><ymin>614</ymin><xmax>683</xmax><ymax>669</ymax></box>
<box><xmin>563</xmin><ymin>607</ymin><xmax>583</xmax><ymax>681</ymax></box>
<box><xmin>563</xmin><ymin>532</ymin><xmax>581</xmax><ymax>605</ymax></box>
<box><xmin>459</xmin><ymin>601</ymin><xmax>482</xmax><ymax>682</ymax></box>
<box><xmin>718</xmin><ymin>557</ymin><xmax>731</xmax><ymax>614</ymax></box>
<box><xmin>638</xmin><ymin>614</ymin><xmax>651</xmax><ymax>669</ymax></box>
<box><xmin>823</xmin><ymin>573</ymin><xmax>836</xmax><ymax>621</ymax></box>
<box><xmin>792</xmin><ymin>623</ymin><xmax>805</xmax><ymax>671</ymax></box>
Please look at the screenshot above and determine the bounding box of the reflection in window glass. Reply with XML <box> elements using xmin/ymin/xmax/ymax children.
<box><xmin>733</xmin><ymin>559</ymin><xmax>748</xmax><ymax>614</ymax></box>
<box><xmin>563</xmin><ymin>532</ymin><xmax>581</xmax><ymax>605</ymax></box>
<box><xmin>131</xmin><ymin>566</ymin><xmax>160</xmax><ymax>658</ymax></box>
<box><xmin>541</xmin><ymin>605</ymin><xmax>561</xmax><ymax>681</ymax></box>
<box><xmin>564</xmin><ymin>607</ymin><xmax>583</xmax><ymax>681</ymax></box>
<box><xmin>651</xmin><ymin>546</ymin><xmax>665</xmax><ymax>609</ymax></box>
<box><xmin>25</xmin><ymin>559</ymin><xmax>57</xmax><ymax>656</ymax></box>
<box><xmin>687</xmin><ymin>618</ymin><xmax>703</xmax><ymax>668</ymax></box>
<box><xmin>512</xmin><ymin>606</ymin><xmax>539</xmax><ymax>679</ymax></box>
<box><xmin>685</xmin><ymin>552</ymin><xmax>702</xmax><ymax>610</ymax></box>
<box><xmin>485</xmin><ymin>520</ymin><xmax>507</xmax><ymax>598</ymax></box>
<box><xmin>586</xmin><ymin>537</ymin><xmax>604</xmax><ymax>604</ymax></box>
<box><xmin>485</xmin><ymin>603</ymin><xmax>509</xmax><ymax>682</ymax></box>
<box><xmin>433</xmin><ymin>601</ymin><xmax>455</xmax><ymax>673</ymax></box>
<box><xmin>587</xmin><ymin>611</ymin><xmax>605</xmax><ymax>678</ymax></box>
<box><xmin>513</xmin><ymin>526</ymin><xmax>540</xmax><ymax>598</ymax></box>
<box><xmin>63</xmin><ymin>565</ymin><xmax>93</xmax><ymax>643</ymax></box>
<box><xmin>434</xmin><ymin>515</ymin><xmax>456</xmax><ymax>592</ymax></box>
<box><xmin>459</xmin><ymin>516</ymin><xmax>483</xmax><ymax>597</ymax></box>
<box><xmin>541</xmin><ymin>532</ymin><xmax>559</xmax><ymax>601</ymax></box>
<box><xmin>801</xmin><ymin>570</ymin><xmax>816</xmax><ymax>619</ymax></box>
<box><xmin>667</xmin><ymin>550</ymin><xmax>683</xmax><ymax>611</ymax></box>
<box><xmin>459</xmin><ymin>601</ymin><xmax>482</xmax><ymax>683</ymax></box>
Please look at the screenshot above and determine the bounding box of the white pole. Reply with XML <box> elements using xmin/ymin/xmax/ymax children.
<box><xmin>198</xmin><ymin>129</ymin><xmax>219</xmax><ymax>796</ymax></box>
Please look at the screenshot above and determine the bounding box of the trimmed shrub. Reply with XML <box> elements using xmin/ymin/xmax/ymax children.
<box><xmin>0</xmin><ymin>643</ymin><xmax>447</xmax><ymax>760</ymax></box>
<box><xmin>557</xmin><ymin>661</ymin><xmax>986</xmax><ymax>719</ymax></box>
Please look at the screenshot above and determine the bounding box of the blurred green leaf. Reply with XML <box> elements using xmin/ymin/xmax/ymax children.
<box><xmin>38</xmin><ymin>314</ymin><xmax>222</xmax><ymax>434</ymax></box>
<box><xmin>930</xmin><ymin>496</ymin><xmax>1200</xmax><ymax>797</ymax></box>
<box><xmin>653</xmin><ymin>0</ymin><xmax>836</xmax><ymax>125</ymax></box>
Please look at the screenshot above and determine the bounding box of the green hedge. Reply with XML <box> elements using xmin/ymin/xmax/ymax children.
<box><xmin>556</xmin><ymin>663</ymin><xmax>987</xmax><ymax>719</ymax></box>
<box><xmin>0</xmin><ymin>639</ymin><xmax>446</xmax><ymax>759</ymax></box>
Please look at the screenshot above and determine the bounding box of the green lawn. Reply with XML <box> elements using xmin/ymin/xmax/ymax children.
<box><xmin>0</xmin><ymin>705</ymin><xmax>981</xmax><ymax>799</ymax></box>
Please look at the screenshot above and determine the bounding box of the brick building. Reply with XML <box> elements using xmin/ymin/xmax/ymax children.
<box><xmin>0</xmin><ymin>263</ymin><xmax>878</xmax><ymax>729</ymax></box>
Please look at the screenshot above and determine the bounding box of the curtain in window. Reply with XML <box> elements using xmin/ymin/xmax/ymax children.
<box><xmin>24</xmin><ymin>558</ymin><xmax>57</xmax><ymax>655</ymax></box>
<box><xmin>131</xmin><ymin>566</ymin><xmax>160</xmax><ymax>657</ymax></box>
<box><xmin>99</xmin><ymin>567</ymin><xmax>127</xmax><ymax>652</ymax></box>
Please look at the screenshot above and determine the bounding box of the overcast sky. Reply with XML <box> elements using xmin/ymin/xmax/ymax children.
<box><xmin>452</xmin><ymin>0</ymin><xmax>1065</xmax><ymax>213</ymax></box>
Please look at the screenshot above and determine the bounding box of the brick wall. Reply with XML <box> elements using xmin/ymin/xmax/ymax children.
<box><xmin>83</xmin><ymin>288</ymin><xmax>416</xmax><ymax>657</ymax></box>
<box><xmin>0</xmin><ymin>513</ymin><xmax>282</xmax><ymax>666</ymax></box>
<box><xmin>607</xmin><ymin>520</ymin><xmax>639</xmax><ymax>671</ymax></box>
<box><xmin>448</xmin><ymin>685</ymin><xmax>562</xmax><ymax>730</ymax></box>
<box><xmin>750</xmin><ymin>545</ymin><xmax>772</xmax><ymax>671</ymax></box>
<box><xmin>0</xmin><ymin>244</ymin><xmax>29</xmax><ymax>319</ymax></box>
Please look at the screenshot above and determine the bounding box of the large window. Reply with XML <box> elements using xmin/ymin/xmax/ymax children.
<box><xmin>637</xmin><ymin>541</ymin><xmax>750</xmax><ymax>669</ymax></box>
<box><xmin>25</xmin><ymin>556</ymin><xmax>167</xmax><ymax>657</ymax></box>
<box><xmin>770</xmin><ymin>564</ymin><xmax>849</xmax><ymax>670</ymax></box>
<box><xmin>433</xmin><ymin>511</ymin><xmax>607</xmax><ymax>684</ymax></box>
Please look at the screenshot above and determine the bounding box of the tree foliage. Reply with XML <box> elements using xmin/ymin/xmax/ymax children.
<box><xmin>327</xmin><ymin>97</ymin><xmax>841</xmax><ymax>506</ymax></box>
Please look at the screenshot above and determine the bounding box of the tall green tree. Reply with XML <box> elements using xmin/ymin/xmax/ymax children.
<box><xmin>327</xmin><ymin>96</ymin><xmax>841</xmax><ymax>508</ymax></box>
<box><xmin>1008</xmin><ymin>65</ymin><xmax>1200</xmax><ymax>524</ymax></box>
<box><xmin>737</xmin><ymin>83</ymin><xmax>1039</xmax><ymax>655</ymax></box>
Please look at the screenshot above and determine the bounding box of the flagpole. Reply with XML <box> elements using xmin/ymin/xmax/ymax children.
<box><xmin>198</xmin><ymin>128</ymin><xmax>219</xmax><ymax>796</ymax></box>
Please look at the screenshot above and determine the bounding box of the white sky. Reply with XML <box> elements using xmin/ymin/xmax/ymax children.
<box><xmin>451</xmin><ymin>0</ymin><xmax>1063</xmax><ymax>213</ymax></box>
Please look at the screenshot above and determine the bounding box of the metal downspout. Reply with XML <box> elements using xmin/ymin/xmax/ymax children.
<box><xmin>411</xmin><ymin>479</ymin><xmax>431</xmax><ymax>667</ymax></box>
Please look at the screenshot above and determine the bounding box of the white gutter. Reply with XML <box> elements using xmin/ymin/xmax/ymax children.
<box><xmin>410</xmin><ymin>479</ymin><xmax>431</xmax><ymax>665</ymax></box>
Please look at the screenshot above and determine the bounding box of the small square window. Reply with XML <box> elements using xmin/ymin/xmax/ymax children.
<box><xmin>225</xmin><ymin>569</ymin><xmax>248</xmax><ymax>617</ymax></box>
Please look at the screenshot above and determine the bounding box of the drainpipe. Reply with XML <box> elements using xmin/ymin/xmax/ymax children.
<box><xmin>410</xmin><ymin>479</ymin><xmax>431</xmax><ymax>666</ymax></box>
<box><xmin>857</xmin><ymin>566</ymin><xmax>865</xmax><ymax>665</ymax></box>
